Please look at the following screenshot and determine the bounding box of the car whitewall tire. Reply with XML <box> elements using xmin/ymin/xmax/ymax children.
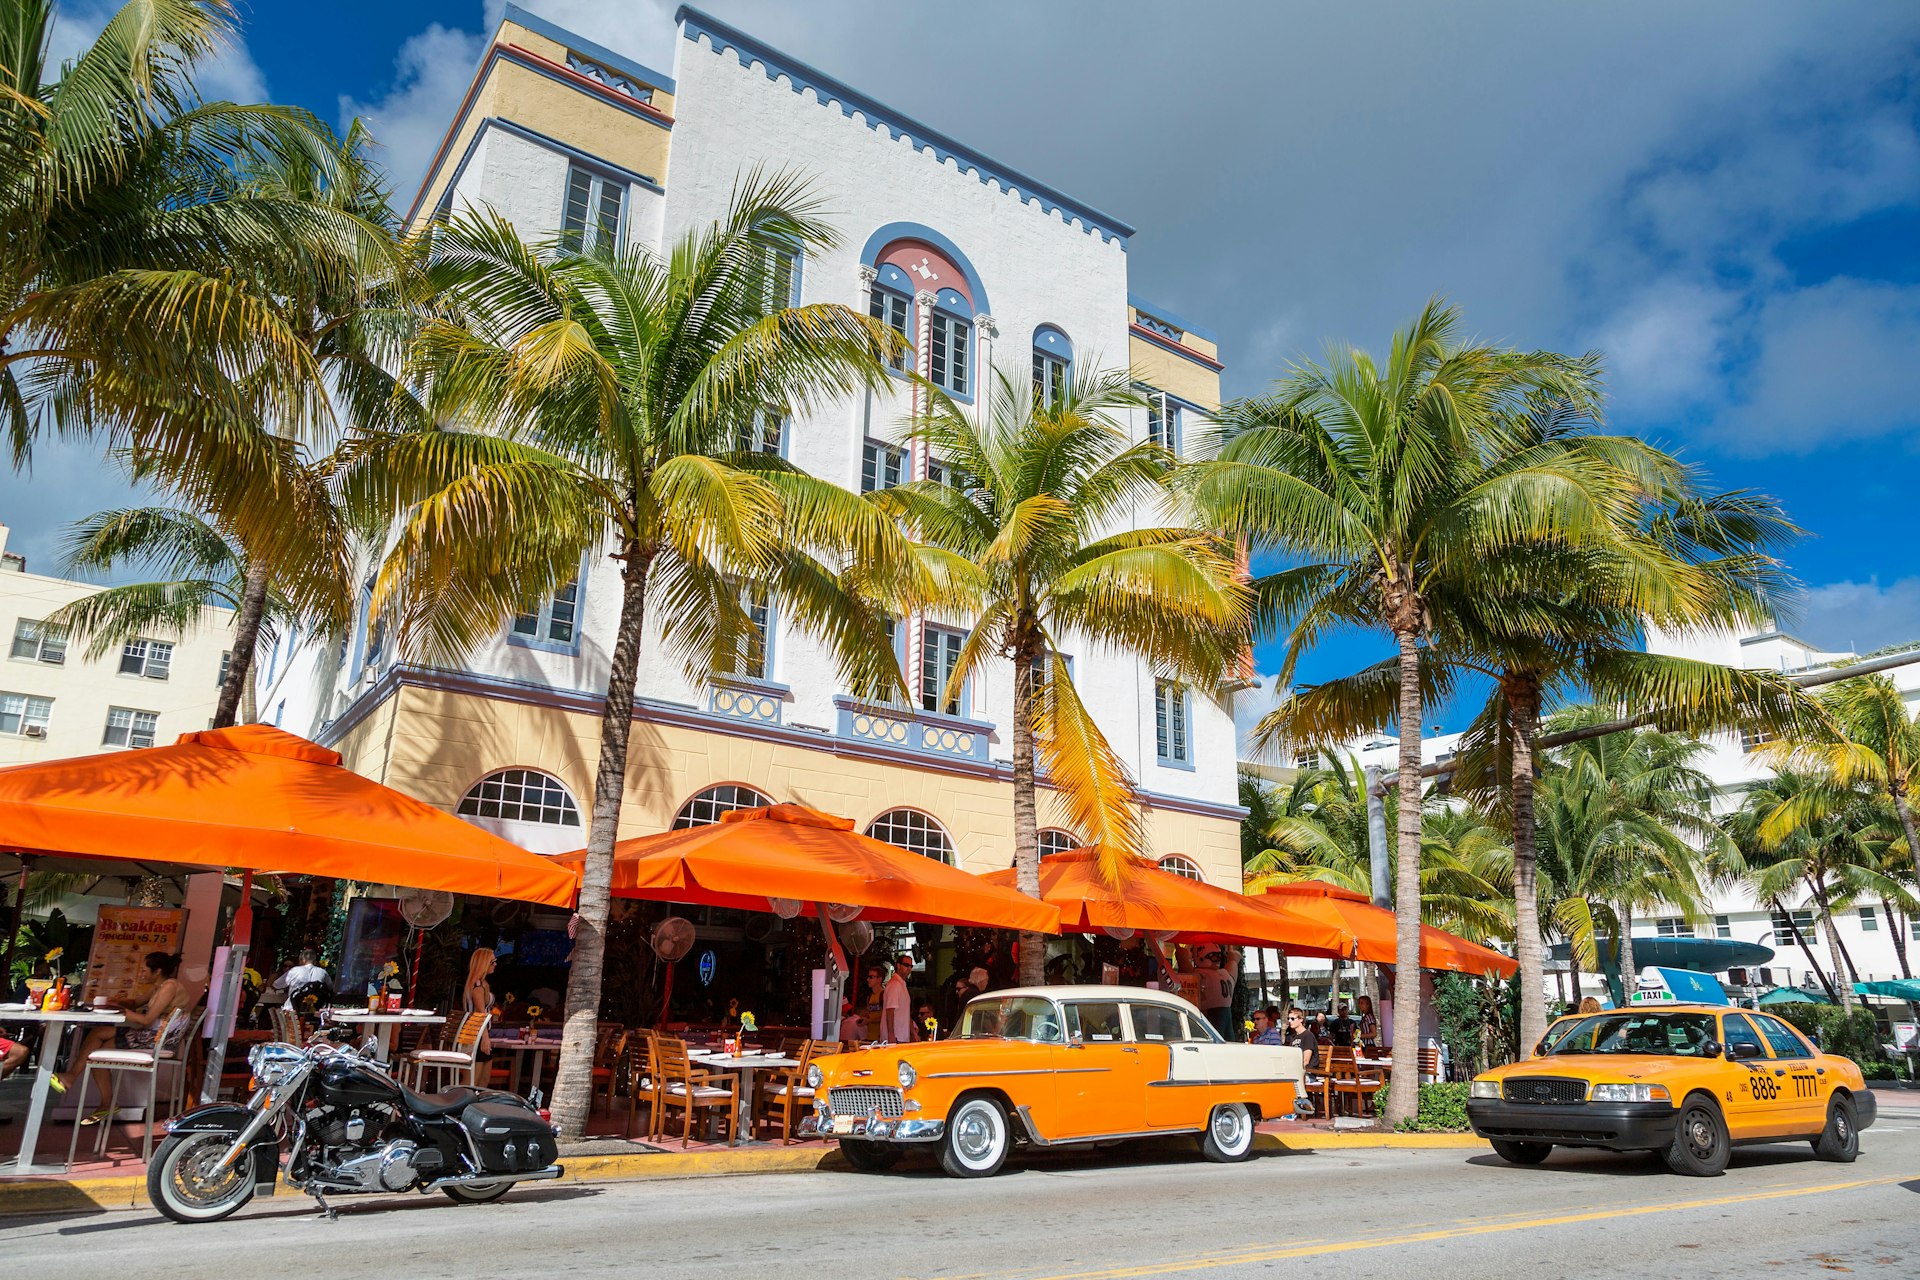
<box><xmin>1199</xmin><ymin>1103</ymin><xmax>1255</xmax><ymax>1163</ymax></box>
<box><xmin>939</xmin><ymin>1095</ymin><xmax>1010</xmax><ymax>1178</ymax></box>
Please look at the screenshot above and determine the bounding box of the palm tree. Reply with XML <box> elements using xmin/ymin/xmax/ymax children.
<box><xmin>1185</xmin><ymin>299</ymin><xmax>1629</xmax><ymax>1124</ymax></box>
<box><xmin>878</xmin><ymin>367</ymin><xmax>1251</xmax><ymax>985</ymax></box>
<box><xmin>351</xmin><ymin>177</ymin><xmax>913</xmax><ymax>1138</ymax></box>
<box><xmin>1766</xmin><ymin>672</ymin><xmax>1920</xmax><ymax>892</ymax></box>
<box><xmin>1734</xmin><ymin>767</ymin><xmax>1907</xmax><ymax>1011</ymax></box>
<box><xmin>2</xmin><ymin>0</ymin><xmax>375</xmax><ymax>464</ymax></box>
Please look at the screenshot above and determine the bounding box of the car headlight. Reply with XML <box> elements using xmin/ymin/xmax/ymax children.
<box><xmin>1589</xmin><ymin>1083</ymin><xmax>1670</xmax><ymax>1103</ymax></box>
<box><xmin>1470</xmin><ymin>1079</ymin><xmax>1502</xmax><ymax>1099</ymax></box>
<box><xmin>897</xmin><ymin>1060</ymin><xmax>916</xmax><ymax>1089</ymax></box>
<box><xmin>806</xmin><ymin>1063</ymin><xmax>823</xmax><ymax>1089</ymax></box>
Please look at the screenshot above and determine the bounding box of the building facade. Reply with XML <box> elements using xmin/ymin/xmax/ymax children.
<box><xmin>285</xmin><ymin>6</ymin><xmax>1246</xmax><ymax>879</ymax></box>
<box><xmin>0</xmin><ymin>524</ymin><xmax>230</xmax><ymax>766</ymax></box>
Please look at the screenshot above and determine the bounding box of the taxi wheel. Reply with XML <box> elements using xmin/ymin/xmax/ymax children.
<box><xmin>838</xmin><ymin>1139</ymin><xmax>902</xmax><ymax>1173</ymax></box>
<box><xmin>939</xmin><ymin>1095</ymin><xmax>1011</xmax><ymax>1178</ymax></box>
<box><xmin>1663</xmin><ymin>1095</ymin><xmax>1730</xmax><ymax>1176</ymax></box>
<box><xmin>1198</xmin><ymin>1103</ymin><xmax>1255</xmax><ymax>1163</ymax></box>
<box><xmin>1811</xmin><ymin>1095</ymin><xmax>1859</xmax><ymax>1162</ymax></box>
<box><xmin>1488</xmin><ymin>1139</ymin><xmax>1552</xmax><ymax>1165</ymax></box>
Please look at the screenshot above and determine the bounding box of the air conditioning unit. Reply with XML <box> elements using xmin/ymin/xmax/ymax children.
<box><xmin>23</xmin><ymin>724</ymin><xmax>46</xmax><ymax>739</ymax></box>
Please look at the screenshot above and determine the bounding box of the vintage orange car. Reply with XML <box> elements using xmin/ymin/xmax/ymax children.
<box><xmin>799</xmin><ymin>985</ymin><xmax>1306</xmax><ymax>1177</ymax></box>
<box><xmin>1469</xmin><ymin>1004</ymin><xmax>1876</xmax><ymax>1175</ymax></box>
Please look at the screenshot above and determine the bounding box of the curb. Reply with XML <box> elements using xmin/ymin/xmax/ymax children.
<box><xmin>0</xmin><ymin>1132</ymin><xmax>1485</xmax><ymax>1217</ymax></box>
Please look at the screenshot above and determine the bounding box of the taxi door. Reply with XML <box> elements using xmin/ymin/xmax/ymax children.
<box><xmin>1718</xmin><ymin>1013</ymin><xmax>1788</xmax><ymax>1138</ymax></box>
<box><xmin>1751</xmin><ymin>1013</ymin><xmax>1826</xmax><ymax>1134</ymax></box>
<box><xmin>1052</xmin><ymin>999</ymin><xmax>1148</xmax><ymax>1140</ymax></box>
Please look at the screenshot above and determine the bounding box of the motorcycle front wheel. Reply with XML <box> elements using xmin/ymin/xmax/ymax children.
<box><xmin>148</xmin><ymin>1132</ymin><xmax>259</xmax><ymax>1224</ymax></box>
<box><xmin>443</xmin><ymin>1180</ymin><xmax>513</xmax><ymax>1205</ymax></box>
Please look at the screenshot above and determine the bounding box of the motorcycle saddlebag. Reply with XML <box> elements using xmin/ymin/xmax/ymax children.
<box><xmin>459</xmin><ymin>1101</ymin><xmax>558</xmax><ymax>1173</ymax></box>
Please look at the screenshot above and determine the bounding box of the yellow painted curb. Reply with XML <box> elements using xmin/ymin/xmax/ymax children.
<box><xmin>0</xmin><ymin>1133</ymin><xmax>1483</xmax><ymax>1215</ymax></box>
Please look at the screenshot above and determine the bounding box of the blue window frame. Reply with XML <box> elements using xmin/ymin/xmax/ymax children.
<box><xmin>1033</xmin><ymin>325</ymin><xmax>1073</xmax><ymax>408</ymax></box>
<box><xmin>929</xmin><ymin>309</ymin><xmax>971</xmax><ymax>395</ymax></box>
<box><xmin>734</xmin><ymin>406</ymin><xmax>785</xmax><ymax>456</ymax></box>
<box><xmin>1155</xmin><ymin>679</ymin><xmax>1191</xmax><ymax>766</ymax></box>
<box><xmin>1140</xmin><ymin>385</ymin><xmax>1179</xmax><ymax>453</ymax></box>
<box><xmin>920</xmin><ymin>623</ymin><xmax>967</xmax><ymax>716</ymax></box>
<box><xmin>869</xmin><ymin>284</ymin><xmax>911</xmax><ymax>369</ymax></box>
<box><xmin>862</xmin><ymin>439</ymin><xmax>907</xmax><ymax>492</ymax></box>
<box><xmin>560</xmin><ymin>164</ymin><xmax>623</xmax><ymax>253</ymax></box>
<box><xmin>510</xmin><ymin>574</ymin><xmax>582</xmax><ymax>654</ymax></box>
<box><xmin>722</xmin><ymin>582</ymin><xmax>774</xmax><ymax>682</ymax></box>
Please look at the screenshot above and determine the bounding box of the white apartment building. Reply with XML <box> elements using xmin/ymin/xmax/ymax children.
<box><xmin>279</xmin><ymin>5</ymin><xmax>1246</xmax><ymax>879</ymax></box>
<box><xmin>0</xmin><ymin>523</ymin><xmax>231</xmax><ymax>765</ymax></box>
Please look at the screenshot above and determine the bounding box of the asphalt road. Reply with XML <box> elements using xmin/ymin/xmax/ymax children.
<box><xmin>12</xmin><ymin>1106</ymin><xmax>1920</xmax><ymax>1277</ymax></box>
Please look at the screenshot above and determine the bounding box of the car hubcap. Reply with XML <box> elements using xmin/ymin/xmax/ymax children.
<box><xmin>1686</xmin><ymin>1111</ymin><xmax>1716</xmax><ymax>1159</ymax></box>
<box><xmin>955</xmin><ymin>1107</ymin><xmax>997</xmax><ymax>1163</ymax></box>
<box><xmin>1836</xmin><ymin>1114</ymin><xmax>1849</xmax><ymax>1142</ymax></box>
<box><xmin>1213</xmin><ymin>1108</ymin><xmax>1246</xmax><ymax>1149</ymax></box>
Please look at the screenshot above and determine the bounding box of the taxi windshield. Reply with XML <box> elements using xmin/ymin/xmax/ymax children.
<box><xmin>1547</xmin><ymin>1011</ymin><xmax>1717</xmax><ymax>1057</ymax></box>
<box><xmin>956</xmin><ymin>996</ymin><xmax>1064</xmax><ymax>1043</ymax></box>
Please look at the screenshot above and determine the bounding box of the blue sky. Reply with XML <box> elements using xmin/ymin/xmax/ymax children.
<box><xmin>8</xmin><ymin>1</ymin><xmax>1919</xmax><ymax>739</ymax></box>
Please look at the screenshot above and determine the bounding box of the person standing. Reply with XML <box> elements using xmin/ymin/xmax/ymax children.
<box><xmin>462</xmin><ymin>948</ymin><xmax>498</xmax><ymax>1088</ymax></box>
<box><xmin>1354</xmin><ymin>994</ymin><xmax>1381</xmax><ymax>1052</ymax></box>
<box><xmin>1194</xmin><ymin>945</ymin><xmax>1239</xmax><ymax>1039</ymax></box>
<box><xmin>881</xmin><ymin>953</ymin><xmax>918</xmax><ymax>1044</ymax></box>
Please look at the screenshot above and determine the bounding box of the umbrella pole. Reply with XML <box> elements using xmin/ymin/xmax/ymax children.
<box><xmin>815</xmin><ymin>908</ymin><xmax>849</xmax><ymax>1041</ymax></box>
<box><xmin>199</xmin><ymin>871</ymin><xmax>254</xmax><ymax>1106</ymax></box>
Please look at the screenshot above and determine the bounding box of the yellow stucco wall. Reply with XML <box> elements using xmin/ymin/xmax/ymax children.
<box><xmin>1130</xmin><ymin>332</ymin><xmax>1222</xmax><ymax>409</ymax></box>
<box><xmin>331</xmin><ymin>686</ymin><xmax>1245</xmax><ymax>890</ymax></box>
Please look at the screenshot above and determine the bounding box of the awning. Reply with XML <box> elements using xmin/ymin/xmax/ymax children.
<box><xmin>979</xmin><ymin>850</ymin><xmax>1350</xmax><ymax>954</ymax></box>
<box><xmin>1758</xmin><ymin>986</ymin><xmax>1831</xmax><ymax>1006</ymax></box>
<box><xmin>1256</xmin><ymin>881</ymin><xmax>1518</xmax><ymax>978</ymax></box>
<box><xmin>0</xmin><ymin>725</ymin><xmax>578</xmax><ymax>906</ymax></box>
<box><xmin>555</xmin><ymin>803</ymin><xmax>1060</xmax><ymax>933</ymax></box>
<box><xmin>1855</xmin><ymin>978</ymin><xmax>1920</xmax><ymax>1003</ymax></box>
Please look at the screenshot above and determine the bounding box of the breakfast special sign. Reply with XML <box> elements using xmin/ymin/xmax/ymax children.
<box><xmin>83</xmin><ymin>906</ymin><xmax>187</xmax><ymax>1004</ymax></box>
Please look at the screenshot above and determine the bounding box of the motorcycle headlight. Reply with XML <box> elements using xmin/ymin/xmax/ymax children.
<box><xmin>1470</xmin><ymin>1079</ymin><xmax>1502</xmax><ymax>1099</ymax></box>
<box><xmin>249</xmin><ymin>1042</ymin><xmax>302</xmax><ymax>1087</ymax></box>
<box><xmin>806</xmin><ymin>1063</ymin><xmax>823</xmax><ymax>1089</ymax></box>
<box><xmin>897</xmin><ymin>1060</ymin><xmax>916</xmax><ymax>1090</ymax></box>
<box><xmin>1589</xmin><ymin>1083</ymin><xmax>1670</xmax><ymax>1103</ymax></box>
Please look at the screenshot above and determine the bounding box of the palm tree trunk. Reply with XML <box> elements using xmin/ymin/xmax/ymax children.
<box><xmin>1770</xmin><ymin>895</ymin><xmax>1839</xmax><ymax>1004</ymax></box>
<box><xmin>551</xmin><ymin>547</ymin><xmax>651</xmax><ymax>1139</ymax></box>
<box><xmin>1385</xmin><ymin>625</ymin><xmax>1424</xmax><ymax>1128</ymax></box>
<box><xmin>1505</xmin><ymin>674</ymin><xmax>1547</xmax><ymax>1055</ymax></box>
<box><xmin>1011</xmin><ymin>640</ymin><xmax>1045</xmax><ymax>988</ymax></box>
<box><xmin>211</xmin><ymin>559</ymin><xmax>270</xmax><ymax>728</ymax></box>
<box><xmin>1276</xmin><ymin>949</ymin><xmax>1289</xmax><ymax>1009</ymax></box>
<box><xmin>1807</xmin><ymin>873</ymin><xmax>1856</xmax><ymax>1011</ymax></box>
<box><xmin>1616</xmin><ymin>905</ymin><xmax>1635</xmax><ymax>1006</ymax></box>
<box><xmin>1893</xmin><ymin>789</ymin><xmax>1920</xmax><ymax>898</ymax></box>
<box><xmin>1882</xmin><ymin>900</ymin><xmax>1912</xmax><ymax>979</ymax></box>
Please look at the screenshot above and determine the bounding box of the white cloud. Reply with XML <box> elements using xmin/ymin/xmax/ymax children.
<box><xmin>1233</xmin><ymin>673</ymin><xmax>1291</xmax><ymax>765</ymax></box>
<box><xmin>1797</xmin><ymin>577</ymin><xmax>1920</xmax><ymax>654</ymax></box>
<box><xmin>45</xmin><ymin>0</ymin><xmax>266</xmax><ymax>102</ymax></box>
<box><xmin>339</xmin><ymin>24</ymin><xmax>489</xmax><ymax>201</ymax></box>
<box><xmin>1595</xmin><ymin>280</ymin><xmax>1746</xmax><ymax>420</ymax></box>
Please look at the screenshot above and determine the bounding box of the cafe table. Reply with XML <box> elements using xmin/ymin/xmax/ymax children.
<box><xmin>0</xmin><ymin>1006</ymin><xmax>125</xmax><ymax>1174</ymax></box>
<box><xmin>322</xmin><ymin>1009</ymin><xmax>445</xmax><ymax>1064</ymax></box>
<box><xmin>697</xmin><ymin>1051</ymin><xmax>798</xmax><ymax>1142</ymax></box>
<box><xmin>496</xmin><ymin>1034</ymin><xmax>565</xmax><ymax>1098</ymax></box>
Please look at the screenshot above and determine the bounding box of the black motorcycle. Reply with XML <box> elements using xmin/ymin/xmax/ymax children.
<box><xmin>148</xmin><ymin>1037</ymin><xmax>562</xmax><ymax>1223</ymax></box>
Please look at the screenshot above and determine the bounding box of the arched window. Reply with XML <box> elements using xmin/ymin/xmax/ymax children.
<box><xmin>1038</xmin><ymin>828</ymin><xmax>1080</xmax><ymax>857</ymax></box>
<box><xmin>1032</xmin><ymin>325</ymin><xmax>1072</xmax><ymax>408</ymax></box>
<box><xmin>673</xmin><ymin>783</ymin><xmax>773</xmax><ymax>829</ymax></box>
<box><xmin>1158</xmin><ymin>854</ymin><xmax>1205</xmax><ymax>882</ymax></box>
<box><xmin>864</xmin><ymin>231</ymin><xmax>982</xmax><ymax>398</ymax></box>
<box><xmin>865</xmin><ymin>808</ymin><xmax>955</xmax><ymax>864</ymax></box>
<box><xmin>457</xmin><ymin>769</ymin><xmax>581</xmax><ymax>827</ymax></box>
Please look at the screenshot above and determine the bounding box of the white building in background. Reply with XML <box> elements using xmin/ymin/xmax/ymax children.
<box><xmin>0</xmin><ymin>523</ymin><xmax>231</xmax><ymax>766</ymax></box>
<box><xmin>278</xmin><ymin>5</ymin><xmax>1247</xmax><ymax>877</ymax></box>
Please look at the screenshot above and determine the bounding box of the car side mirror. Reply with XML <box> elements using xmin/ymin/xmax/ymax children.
<box><xmin>1533</xmin><ymin>1039</ymin><xmax>1549</xmax><ymax>1057</ymax></box>
<box><xmin>1726</xmin><ymin>1040</ymin><xmax>1763</xmax><ymax>1061</ymax></box>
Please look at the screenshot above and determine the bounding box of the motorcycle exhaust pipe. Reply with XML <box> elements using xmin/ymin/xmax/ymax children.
<box><xmin>425</xmin><ymin>1165</ymin><xmax>565</xmax><ymax>1191</ymax></box>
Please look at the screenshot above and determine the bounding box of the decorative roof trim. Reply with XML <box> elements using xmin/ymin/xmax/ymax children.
<box><xmin>675</xmin><ymin>6</ymin><xmax>1134</xmax><ymax>246</ymax></box>
<box><xmin>497</xmin><ymin>44</ymin><xmax>675</xmax><ymax>130</ymax></box>
<box><xmin>501</xmin><ymin>2</ymin><xmax>677</xmax><ymax>94</ymax></box>
<box><xmin>1128</xmin><ymin>294</ymin><xmax>1219</xmax><ymax>344</ymax></box>
<box><xmin>1130</xmin><ymin>323</ymin><xmax>1225</xmax><ymax>372</ymax></box>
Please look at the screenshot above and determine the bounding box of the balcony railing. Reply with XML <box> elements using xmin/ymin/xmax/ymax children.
<box><xmin>834</xmin><ymin>696</ymin><xmax>991</xmax><ymax>761</ymax></box>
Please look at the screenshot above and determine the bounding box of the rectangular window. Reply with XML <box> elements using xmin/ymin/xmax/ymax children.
<box><xmin>1770</xmin><ymin>908</ymin><xmax>1816</xmax><ymax>942</ymax></box>
<box><xmin>10</xmin><ymin>619</ymin><xmax>66</xmax><ymax>665</ymax></box>
<box><xmin>1654</xmin><ymin>918</ymin><xmax>1694</xmax><ymax>938</ymax></box>
<box><xmin>1155</xmin><ymin>679</ymin><xmax>1190</xmax><ymax>764</ymax></box>
<box><xmin>1141</xmin><ymin>386</ymin><xmax>1178</xmax><ymax>453</ymax></box>
<box><xmin>1740</xmin><ymin>726</ymin><xmax>1778</xmax><ymax>754</ymax></box>
<box><xmin>218</xmin><ymin>650</ymin><xmax>232</xmax><ymax>688</ymax></box>
<box><xmin>1714</xmin><ymin>914</ymin><xmax>1732</xmax><ymax>939</ymax></box>
<box><xmin>1859</xmin><ymin>906</ymin><xmax>1879</xmax><ymax>932</ymax></box>
<box><xmin>868</xmin><ymin>287</ymin><xmax>910</xmax><ymax>369</ymax></box>
<box><xmin>763</xmin><ymin>245</ymin><xmax>800</xmax><ymax>309</ymax></box>
<box><xmin>928</xmin><ymin>311</ymin><xmax>970</xmax><ymax>395</ymax></box>
<box><xmin>920</xmin><ymin>624</ymin><xmax>965</xmax><ymax>716</ymax></box>
<box><xmin>926</xmin><ymin>456</ymin><xmax>973</xmax><ymax>491</ymax></box>
<box><xmin>1033</xmin><ymin>349</ymin><xmax>1067</xmax><ymax>408</ymax></box>
<box><xmin>0</xmin><ymin>692</ymin><xmax>51</xmax><ymax>737</ymax></box>
<box><xmin>725</xmin><ymin>583</ymin><xmax>772</xmax><ymax>681</ymax></box>
<box><xmin>102</xmin><ymin>706</ymin><xmax>158</xmax><ymax>748</ymax></box>
<box><xmin>511</xmin><ymin>578</ymin><xmax>580</xmax><ymax>646</ymax></box>
<box><xmin>861</xmin><ymin>440</ymin><xmax>906</xmax><ymax>493</ymax></box>
<box><xmin>1912</xmin><ymin>916</ymin><xmax>1920</xmax><ymax>943</ymax></box>
<box><xmin>1293</xmin><ymin>750</ymin><xmax>1322</xmax><ymax>771</ymax></box>
<box><xmin>733</xmin><ymin>407</ymin><xmax>784</xmax><ymax>455</ymax></box>
<box><xmin>560</xmin><ymin>164</ymin><xmax>624</xmax><ymax>253</ymax></box>
<box><xmin>118</xmin><ymin>638</ymin><xmax>173</xmax><ymax>680</ymax></box>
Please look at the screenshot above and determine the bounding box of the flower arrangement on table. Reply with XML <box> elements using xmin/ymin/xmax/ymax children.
<box><xmin>1243</xmin><ymin>1017</ymin><xmax>1256</xmax><ymax>1042</ymax></box>
<box><xmin>45</xmin><ymin>946</ymin><xmax>63</xmax><ymax>979</ymax></box>
<box><xmin>524</xmin><ymin>1006</ymin><xmax>543</xmax><ymax>1041</ymax></box>
<box><xmin>738</xmin><ymin>1010</ymin><xmax>757</xmax><ymax>1033</ymax></box>
<box><xmin>923</xmin><ymin>1015</ymin><xmax>939</xmax><ymax>1041</ymax></box>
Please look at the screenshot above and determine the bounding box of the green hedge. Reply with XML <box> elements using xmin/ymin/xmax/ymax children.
<box><xmin>1373</xmin><ymin>1081</ymin><xmax>1471</xmax><ymax>1132</ymax></box>
<box><xmin>1766</xmin><ymin>1003</ymin><xmax>1884</xmax><ymax>1068</ymax></box>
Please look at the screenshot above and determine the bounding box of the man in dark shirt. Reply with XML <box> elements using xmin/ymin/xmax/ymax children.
<box><xmin>1328</xmin><ymin>1002</ymin><xmax>1357</xmax><ymax>1048</ymax></box>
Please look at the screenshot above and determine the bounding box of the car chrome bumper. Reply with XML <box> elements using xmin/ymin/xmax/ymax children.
<box><xmin>799</xmin><ymin>1114</ymin><xmax>945</xmax><ymax>1143</ymax></box>
<box><xmin>1467</xmin><ymin>1099</ymin><xmax>1678</xmax><ymax>1151</ymax></box>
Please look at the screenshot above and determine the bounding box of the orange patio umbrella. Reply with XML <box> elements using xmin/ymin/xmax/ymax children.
<box><xmin>1256</xmin><ymin>880</ymin><xmax>1517</xmax><ymax>978</ymax></box>
<box><xmin>554</xmin><ymin>803</ymin><xmax>1059</xmax><ymax>934</ymax></box>
<box><xmin>0</xmin><ymin>725</ymin><xmax>578</xmax><ymax>908</ymax></box>
<box><xmin>980</xmin><ymin>849</ymin><xmax>1351</xmax><ymax>955</ymax></box>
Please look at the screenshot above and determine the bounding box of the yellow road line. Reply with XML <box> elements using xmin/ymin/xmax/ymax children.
<box><xmin>1003</xmin><ymin>1174</ymin><xmax>1914</xmax><ymax>1279</ymax></box>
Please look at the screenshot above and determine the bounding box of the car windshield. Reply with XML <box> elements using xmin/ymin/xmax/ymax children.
<box><xmin>1547</xmin><ymin>1011</ymin><xmax>1718</xmax><ymax>1057</ymax></box>
<box><xmin>956</xmin><ymin>996</ymin><xmax>1063</xmax><ymax>1043</ymax></box>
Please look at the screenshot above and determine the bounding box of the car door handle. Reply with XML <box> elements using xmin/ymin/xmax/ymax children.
<box><xmin>1120</xmin><ymin>1047</ymin><xmax>1138</xmax><ymax>1054</ymax></box>
<box><xmin>1773</xmin><ymin>1068</ymin><xmax>1786</xmax><ymax>1076</ymax></box>
<box><xmin>1179</xmin><ymin>1045</ymin><xmax>1200</xmax><ymax>1052</ymax></box>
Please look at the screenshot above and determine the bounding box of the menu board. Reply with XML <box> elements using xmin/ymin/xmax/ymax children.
<box><xmin>82</xmin><ymin>905</ymin><xmax>187</xmax><ymax>1005</ymax></box>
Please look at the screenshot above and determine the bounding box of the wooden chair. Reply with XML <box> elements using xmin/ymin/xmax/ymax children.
<box><xmin>1302</xmin><ymin>1043</ymin><xmax>1333</xmax><ymax>1118</ymax></box>
<box><xmin>620</xmin><ymin>1034</ymin><xmax>658</xmax><ymax>1139</ymax></box>
<box><xmin>1417</xmin><ymin>1046</ymin><xmax>1442</xmax><ymax>1083</ymax></box>
<box><xmin>591</xmin><ymin>1027</ymin><xmax>629</xmax><ymax>1114</ymax></box>
<box><xmin>754</xmin><ymin>1040</ymin><xmax>818</xmax><ymax>1144</ymax></box>
<box><xmin>269</xmin><ymin>1005</ymin><xmax>305</xmax><ymax>1046</ymax></box>
<box><xmin>407</xmin><ymin>1013</ymin><xmax>490</xmax><ymax>1091</ymax></box>
<box><xmin>651</xmin><ymin>1034</ymin><xmax>738</xmax><ymax>1147</ymax></box>
<box><xmin>1328</xmin><ymin>1047</ymin><xmax>1384</xmax><ymax>1117</ymax></box>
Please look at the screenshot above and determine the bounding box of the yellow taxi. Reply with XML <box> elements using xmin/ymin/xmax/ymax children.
<box><xmin>1468</xmin><ymin>1004</ymin><xmax>1876</xmax><ymax>1175</ymax></box>
<box><xmin>799</xmin><ymin>985</ymin><xmax>1306</xmax><ymax>1177</ymax></box>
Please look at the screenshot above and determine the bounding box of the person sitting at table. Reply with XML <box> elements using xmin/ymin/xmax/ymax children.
<box><xmin>838</xmin><ymin>998</ymin><xmax>866</xmax><ymax>1044</ymax></box>
<box><xmin>1354</xmin><ymin>994</ymin><xmax>1381</xmax><ymax>1052</ymax></box>
<box><xmin>0</xmin><ymin>1031</ymin><xmax>25</xmax><ymax>1080</ymax></box>
<box><xmin>54</xmin><ymin>951</ymin><xmax>189</xmax><ymax>1117</ymax></box>
<box><xmin>462</xmin><ymin>948</ymin><xmax>498</xmax><ymax>1088</ymax></box>
<box><xmin>1327</xmin><ymin>1002</ymin><xmax>1356</xmax><ymax>1047</ymax></box>
<box><xmin>1250</xmin><ymin>1007</ymin><xmax>1284</xmax><ymax>1045</ymax></box>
